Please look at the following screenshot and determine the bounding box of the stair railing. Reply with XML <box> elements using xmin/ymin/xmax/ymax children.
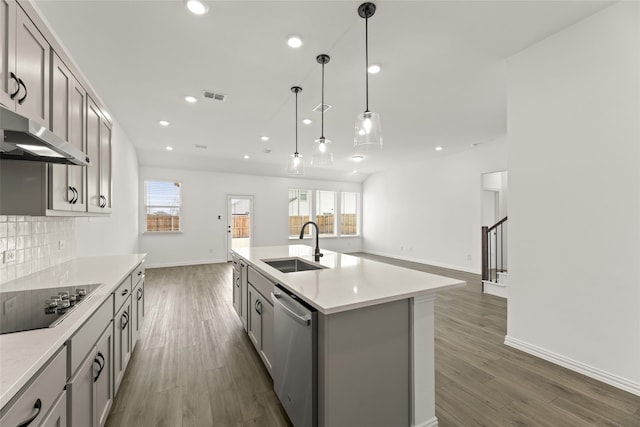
<box><xmin>482</xmin><ymin>216</ymin><xmax>508</xmax><ymax>290</ymax></box>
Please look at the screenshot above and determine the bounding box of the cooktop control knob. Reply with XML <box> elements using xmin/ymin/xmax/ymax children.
<box><xmin>58</xmin><ymin>292</ymin><xmax>69</xmax><ymax>300</ymax></box>
<box><xmin>76</xmin><ymin>288</ymin><xmax>87</xmax><ymax>297</ymax></box>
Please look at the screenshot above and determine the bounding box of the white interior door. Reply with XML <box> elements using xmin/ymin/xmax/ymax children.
<box><xmin>227</xmin><ymin>195</ymin><xmax>253</xmax><ymax>261</ymax></box>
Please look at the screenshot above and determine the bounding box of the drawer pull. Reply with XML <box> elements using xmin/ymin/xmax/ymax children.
<box><xmin>17</xmin><ymin>78</ymin><xmax>27</xmax><ymax>105</ymax></box>
<box><xmin>121</xmin><ymin>289</ymin><xmax>129</xmax><ymax>297</ymax></box>
<box><xmin>137</xmin><ymin>288</ymin><xmax>143</xmax><ymax>300</ymax></box>
<box><xmin>121</xmin><ymin>311</ymin><xmax>129</xmax><ymax>330</ymax></box>
<box><xmin>138</xmin><ymin>270</ymin><xmax>142</xmax><ymax>276</ymax></box>
<box><xmin>9</xmin><ymin>72</ymin><xmax>20</xmax><ymax>99</ymax></box>
<box><xmin>94</xmin><ymin>352</ymin><xmax>105</xmax><ymax>382</ymax></box>
<box><xmin>16</xmin><ymin>398</ymin><xmax>41</xmax><ymax>427</ymax></box>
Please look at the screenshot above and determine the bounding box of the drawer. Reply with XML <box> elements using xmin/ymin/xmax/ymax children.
<box><xmin>114</xmin><ymin>275</ymin><xmax>132</xmax><ymax>312</ymax></box>
<box><xmin>133</xmin><ymin>261</ymin><xmax>145</xmax><ymax>287</ymax></box>
<box><xmin>0</xmin><ymin>347</ymin><xmax>66</xmax><ymax>427</ymax></box>
<box><xmin>68</xmin><ymin>294</ymin><xmax>113</xmax><ymax>375</ymax></box>
<box><xmin>247</xmin><ymin>266</ymin><xmax>274</xmax><ymax>302</ymax></box>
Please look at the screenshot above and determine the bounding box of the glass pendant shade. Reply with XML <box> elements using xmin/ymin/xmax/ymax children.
<box><xmin>311</xmin><ymin>137</ymin><xmax>334</xmax><ymax>167</ymax></box>
<box><xmin>354</xmin><ymin>111</ymin><xmax>382</xmax><ymax>151</ymax></box>
<box><xmin>287</xmin><ymin>153</ymin><xmax>305</xmax><ymax>175</ymax></box>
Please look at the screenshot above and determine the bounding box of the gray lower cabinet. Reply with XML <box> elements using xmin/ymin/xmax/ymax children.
<box><xmin>247</xmin><ymin>283</ymin><xmax>274</xmax><ymax>375</ymax></box>
<box><xmin>0</xmin><ymin>346</ymin><xmax>66</xmax><ymax>427</ymax></box>
<box><xmin>67</xmin><ymin>321</ymin><xmax>113</xmax><ymax>427</ymax></box>
<box><xmin>131</xmin><ymin>274</ymin><xmax>145</xmax><ymax>350</ymax></box>
<box><xmin>113</xmin><ymin>296</ymin><xmax>132</xmax><ymax>394</ymax></box>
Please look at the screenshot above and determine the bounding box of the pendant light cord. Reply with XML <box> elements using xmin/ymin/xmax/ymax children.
<box><xmin>321</xmin><ymin>61</ymin><xmax>325</xmax><ymax>139</ymax></box>
<box><xmin>365</xmin><ymin>14</ymin><xmax>369</xmax><ymax>113</ymax></box>
<box><xmin>295</xmin><ymin>90</ymin><xmax>299</xmax><ymax>154</ymax></box>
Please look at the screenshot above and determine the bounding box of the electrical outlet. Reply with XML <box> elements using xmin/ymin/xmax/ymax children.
<box><xmin>58</xmin><ymin>240</ymin><xmax>66</xmax><ymax>250</ymax></box>
<box><xmin>467</xmin><ymin>254</ymin><xmax>472</xmax><ymax>261</ymax></box>
<box><xmin>3</xmin><ymin>250</ymin><xmax>16</xmax><ymax>264</ymax></box>
<box><xmin>3</xmin><ymin>296</ymin><xmax>16</xmax><ymax>315</ymax></box>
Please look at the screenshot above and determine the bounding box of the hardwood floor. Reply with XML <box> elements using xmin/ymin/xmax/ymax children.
<box><xmin>106</xmin><ymin>256</ymin><xmax>640</xmax><ymax>427</ymax></box>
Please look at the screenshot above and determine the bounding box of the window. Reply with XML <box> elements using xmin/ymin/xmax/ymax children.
<box><xmin>316</xmin><ymin>190</ymin><xmax>336</xmax><ymax>237</ymax></box>
<box><xmin>340</xmin><ymin>192</ymin><xmax>360</xmax><ymax>236</ymax></box>
<box><xmin>144</xmin><ymin>181</ymin><xmax>182</xmax><ymax>232</ymax></box>
<box><xmin>289</xmin><ymin>188</ymin><xmax>360</xmax><ymax>239</ymax></box>
<box><xmin>289</xmin><ymin>189</ymin><xmax>311</xmax><ymax>238</ymax></box>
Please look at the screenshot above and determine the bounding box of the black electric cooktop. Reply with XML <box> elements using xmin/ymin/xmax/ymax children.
<box><xmin>0</xmin><ymin>283</ymin><xmax>102</xmax><ymax>334</ymax></box>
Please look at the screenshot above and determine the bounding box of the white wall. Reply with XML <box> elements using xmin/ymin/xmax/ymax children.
<box><xmin>139</xmin><ymin>166</ymin><xmax>362</xmax><ymax>268</ymax></box>
<box><xmin>75</xmin><ymin>121</ymin><xmax>139</xmax><ymax>256</ymax></box>
<box><xmin>506</xmin><ymin>2</ymin><xmax>640</xmax><ymax>395</ymax></box>
<box><xmin>362</xmin><ymin>140</ymin><xmax>507</xmax><ymax>273</ymax></box>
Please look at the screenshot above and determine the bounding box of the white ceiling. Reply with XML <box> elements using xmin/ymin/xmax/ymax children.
<box><xmin>34</xmin><ymin>0</ymin><xmax>611</xmax><ymax>183</ymax></box>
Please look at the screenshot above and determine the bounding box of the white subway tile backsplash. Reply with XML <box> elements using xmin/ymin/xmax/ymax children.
<box><xmin>0</xmin><ymin>216</ymin><xmax>75</xmax><ymax>285</ymax></box>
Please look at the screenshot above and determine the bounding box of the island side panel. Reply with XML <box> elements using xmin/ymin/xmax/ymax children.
<box><xmin>317</xmin><ymin>299</ymin><xmax>410</xmax><ymax>427</ymax></box>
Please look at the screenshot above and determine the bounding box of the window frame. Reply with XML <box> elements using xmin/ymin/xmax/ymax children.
<box><xmin>143</xmin><ymin>180</ymin><xmax>183</xmax><ymax>234</ymax></box>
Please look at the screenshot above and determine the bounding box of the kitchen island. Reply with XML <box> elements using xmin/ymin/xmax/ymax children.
<box><xmin>233</xmin><ymin>245</ymin><xmax>465</xmax><ymax>427</ymax></box>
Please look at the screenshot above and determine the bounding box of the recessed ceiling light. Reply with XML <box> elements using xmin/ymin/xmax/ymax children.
<box><xmin>185</xmin><ymin>0</ymin><xmax>209</xmax><ymax>15</ymax></box>
<box><xmin>368</xmin><ymin>64</ymin><xmax>381</xmax><ymax>74</ymax></box>
<box><xmin>351</xmin><ymin>155</ymin><xmax>364</xmax><ymax>162</ymax></box>
<box><xmin>159</xmin><ymin>120</ymin><xmax>170</xmax><ymax>126</ymax></box>
<box><xmin>352</xmin><ymin>170</ymin><xmax>358</xmax><ymax>174</ymax></box>
<box><xmin>261</xmin><ymin>136</ymin><xmax>270</xmax><ymax>141</ymax></box>
<box><xmin>302</xmin><ymin>118</ymin><xmax>312</xmax><ymax>125</ymax></box>
<box><xmin>243</xmin><ymin>155</ymin><xmax>250</xmax><ymax>159</ymax></box>
<box><xmin>185</xmin><ymin>95</ymin><xmax>197</xmax><ymax>103</ymax></box>
<box><xmin>435</xmin><ymin>146</ymin><xmax>444</xmax><ymax>151</ymax></box>
<box><xmin>166</xmin><ymin>146</ymin><xmax>174</xmax><ymax>151</ymax></box>
<box><xmin>287</xmin><ymin>35</ymin><xmax>303</xmax><ymax>48</ymax></box>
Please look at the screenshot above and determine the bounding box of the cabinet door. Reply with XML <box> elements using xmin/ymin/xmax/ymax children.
<box><xmin>259</xmin><ymin>295</ymin><xmax>274</xmax><ymax>375</ymax></box>
<box><xmin>68</xmin><ymin>72</ymin><xmax>87</xmax><ymax>212</ymax></box>
<box><xmin>94</xmin><ymin>322</ymin><xmax>113</xmax><ymax>427</ymax></box>
<box><xmin>99</xmin><ymin>120</ymin><xmax>112</xmax><ymax>213</ymax></box>
<box><xmin>114</xmin><ymin>298</ymin><xmax>131</xmax><ymax>394</ymax></box>
<box><xmin>247</xmin><ymin>286</ymin><xmax>261</xmax><ymax>350</ymax></box>
<box><xmin>38</xmin><ymin>391</ymin><xmax>67</xmax><ymax>427</ymax></box>
<box><xmin>14</xmin><ymin>6</ymin><xmax>49</xmax><ymax>128</ymax></box>
<box><xmin>67</xmin><ymin>345</ymin><xmax>97</xmax><ymax>427</ymax></box>
<box><xmin>0</xmin><ymin>0</ymin><xmax>16</xmax><ymax>108</ymax></box>
<box><xmin>131</xmin><ymin>281</ymin><xmax>144</xmax><ymax>351</ymax></box>
<box><xmin>86</xmin><ymin>97</ymin><xmax>101</xmax><ymax>213</ymax></box>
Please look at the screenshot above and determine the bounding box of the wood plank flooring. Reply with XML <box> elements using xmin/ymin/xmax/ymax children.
<box><xmin>106</xmin><ymin>256</ymin><xmax>640</xmax><ymax>427</ymax></box>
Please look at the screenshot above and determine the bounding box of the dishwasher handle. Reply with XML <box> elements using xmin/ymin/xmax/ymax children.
<box><xmin>271</xmin><ymin>291</ymin><xmax>312</xmax><ymax>326</ymax></box>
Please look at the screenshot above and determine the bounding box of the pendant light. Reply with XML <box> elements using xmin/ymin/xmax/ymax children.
<box><xmin>287</xmin><ymin>86</ymin><xmax>305</xmax><ymax>176</ymax></box>
<box><xmin>354</xmin><ymin>2</ymin><xmax>383</xmax><ymax>152</ymax></box>
<box><xmin>312</xmin><ymin>54</ymin><xmax>334</xmax><ymax>167</ymax></box>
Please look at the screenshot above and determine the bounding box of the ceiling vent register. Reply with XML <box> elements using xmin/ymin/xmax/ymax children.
<box><xmin>203</xmin><ymin>91</ymin><xmax>226</xmax><ymax>102</ymax></box>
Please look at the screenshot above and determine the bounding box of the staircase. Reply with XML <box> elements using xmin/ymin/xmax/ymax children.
<box><xmin>482</xmin><ymin>216</ymin><xmax>508</xmax><ymax>298</ymax></box>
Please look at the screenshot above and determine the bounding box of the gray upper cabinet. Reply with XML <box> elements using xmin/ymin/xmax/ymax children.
<box><xmin>12</xmin><ymin>4</ymin><xmax>49</xmax><ymax>127</ymax></box>
<box><xmin>0</xmin><ymin>0</ymin><xmax>16</xmax><ymax>108</ymax></box>
<box><xmin>87</xmin><ymin>96</ymin><xmax>112</xmax><ymax>214</ymax></box>
<box><xmin>50</xmin><ymin>52</ymin><xmax>87</xmax><ymax>212</ymax></box>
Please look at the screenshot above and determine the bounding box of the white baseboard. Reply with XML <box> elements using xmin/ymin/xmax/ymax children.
<box><xmin>145</xmin><ymin>258</ymin><xmax>227</xmax><ymax>269</ymax></box>
<box><xmin>483</xmin><ymin>280</ymin><xmax>507</xmax><ymax>298</ymax></box>
<box><xmin>363</xmin><ymin>250</ymin><xmax>480</xmax><ymax>275</ymax></box>
<box><xmin>504</xmin><ymin>335</ymin><xmax>640</xmax><ymax>397</ymax></box>
<box><xmin>413</xmin><ymin>417</ymin><xmax>438</xmax><ymax>427</ymax></box>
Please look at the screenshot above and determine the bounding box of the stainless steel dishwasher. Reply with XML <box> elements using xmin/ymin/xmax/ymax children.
<box><xmin>271</xmin><ymin>285</ymin><xmax>317</xmax><ymax>427</ymax></box>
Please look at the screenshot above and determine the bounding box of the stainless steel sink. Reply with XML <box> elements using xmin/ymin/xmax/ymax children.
<box><xmin>262</xmin><ymin>258</ymin><xmax>327</xmax><ymax>273</ymax></box>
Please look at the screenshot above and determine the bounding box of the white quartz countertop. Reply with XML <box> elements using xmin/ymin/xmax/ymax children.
<box><xmin>0</xmin><ymin>254</ymin><xmax>146</xmax><ymax>409</ymax></box>
<box><xmin>233</xmin><ymin>245</ymin><xmax>465</xmax><ymax>315</ymax></box>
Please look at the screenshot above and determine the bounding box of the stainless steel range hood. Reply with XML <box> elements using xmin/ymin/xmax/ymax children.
<box><xmin>0</xmin><ymin>106</ymin><xmax>91</xmax><ymax>166</ymax></box>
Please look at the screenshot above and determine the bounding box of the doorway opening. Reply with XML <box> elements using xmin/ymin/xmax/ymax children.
<box><xmin>227</xmin><ymin>195</ymin><xmax>253</xmax><ymax>261</ymax></box>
